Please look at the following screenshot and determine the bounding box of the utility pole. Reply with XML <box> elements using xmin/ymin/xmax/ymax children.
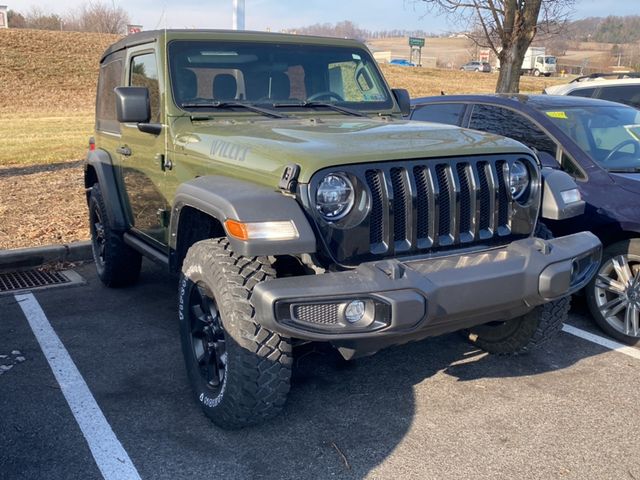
<box><xmin>232</xmin><ymin>0</ymin><xmax>245</xmax><ymax>30</ymax></box>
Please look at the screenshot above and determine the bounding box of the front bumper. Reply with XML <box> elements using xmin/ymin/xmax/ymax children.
<box><xmin>253</xmin><ymin>232</ymin><xmax>601</xmax><ymax>356</ymax></box>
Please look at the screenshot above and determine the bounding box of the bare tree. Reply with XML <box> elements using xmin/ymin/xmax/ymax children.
<box><xmin>64</xmin><ymin>1</ymin><xmax>130</xmax><ymax>34</ymax></box>
<box><xmin>416</xmin><ymin>0</ymin><xmax>575</xmax><ymax>92</ymax></box>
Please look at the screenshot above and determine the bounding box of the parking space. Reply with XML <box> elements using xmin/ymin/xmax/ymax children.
<box><xmin>1</xmin><ymin>261</ymin><xmax>639</xmax><ymax>480</ymax></box>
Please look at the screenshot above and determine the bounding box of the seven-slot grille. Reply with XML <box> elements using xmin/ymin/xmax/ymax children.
<box><xmin>364</xmin><ymin>158</ymin><xmax>512</xmax><ymax>255</ymax></box>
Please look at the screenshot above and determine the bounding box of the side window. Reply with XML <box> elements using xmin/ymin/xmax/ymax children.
<box><xmin>96</xmin><ymin>57</ymin><xmax>123</xmax><ymax>133</ymax></box>
<box><xmin>468</xmin><ymin>104</ymin><xmax>557</xmax><ymax>157</ymax></box>
<box><xmin>567</xmin><ymin>87</ymin><xmax>596</xmax><ymax>98</ymax></box>
<box><xmin>130</xmin><ymin>52</ymin><xmax>160</xmax><ymax>123</ymax></box>
<box><xmin>411</xmin><ymin>103</ymin><xmax>465</xmax><ymax>126</ymax></box>
<box><xmin>598</xmin><ymin>85</ymin><xmax>640</xmax><ymax>109</ymax></box>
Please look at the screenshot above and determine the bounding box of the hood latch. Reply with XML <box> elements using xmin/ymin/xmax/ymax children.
<box><xmin>279</xmin><ymin>164</ymin><xmax>301</xmax><ymax>194</ymax></box>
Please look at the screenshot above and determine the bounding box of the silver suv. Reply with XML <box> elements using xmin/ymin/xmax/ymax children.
<box><xmin>544</xmin><ymin>73</ymin><xmax>640</xmax><ymax>109</ymax></box>
<box><xmin>460</xmin><ymin>60</ymin><xmax>491</xmax><ymax>73</ymax></box>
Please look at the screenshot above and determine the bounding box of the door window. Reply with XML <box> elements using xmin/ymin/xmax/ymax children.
<box><xmin>130</xmin><ymin>52</ymin><xmax>160</xmax><ymax>123</ymax></box>
<box><xmin>411</xmin><ymin>103</ymin><xmax>465</xmax><ymax>126</ymax></box>
<box><xmin>469</xmin><ymin>104</ymin><xmax>557</xmax><ymax>156</ymax></box>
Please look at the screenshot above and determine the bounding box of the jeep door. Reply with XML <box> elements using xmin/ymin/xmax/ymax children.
<box><xmin>116</xmin><ymin>45</ymin><xmax>170</xmax><ymax>247</ymax></box>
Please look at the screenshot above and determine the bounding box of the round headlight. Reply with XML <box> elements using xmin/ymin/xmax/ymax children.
<box><xmin>316</xmin><ymin>173</ymin><xmax>355</xmax><ymax>220</ymax></box>
<box><xmin>506</xmin><ymin>161</ymin><xmax>530</xmax><ymax>201</ymax></box>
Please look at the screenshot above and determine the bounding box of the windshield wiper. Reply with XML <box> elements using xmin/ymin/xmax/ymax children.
<box><xmin>270</xmin><ymin>101</ymin><xmax>366</xmax><ymax>117</ymax></box>
<box><xmin>180</xmin><ymin>101</ymin><xmax>287</xmax><ymax>119</ymax></box>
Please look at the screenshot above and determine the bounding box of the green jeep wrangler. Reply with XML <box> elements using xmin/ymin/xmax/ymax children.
<box><xmin>86</xmin><ymin>30</ymin><xmax>601</xmax><ymax>429</ymax></box>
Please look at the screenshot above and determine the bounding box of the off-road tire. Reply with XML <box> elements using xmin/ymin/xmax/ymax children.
<box><xmin>466</xmin><ymin>297</ymin><xmax>570</xmax><ymax>355</ymax></box>
<box><xmin>586</xmin><ymin>239</ymin><xmax>640</xmax><ymax>346</ymax></box>
<box><xmin>178</xmin><ymin>238</ymin><xmax>292</xmax><ymax>429</ymax></box>
<box><xmin>465</xmin><ymin>221</ymin><xmax>569</xmax><ymax>354</ymax></box>
<box><xmin>88</xmin><ymin>183</ymin><xmax>142</xmax><ymax>287</ymax></box>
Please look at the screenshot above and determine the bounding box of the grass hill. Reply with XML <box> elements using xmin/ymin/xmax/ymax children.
<box><xmin>0</xmin><ymin>28</ymin><xmax>119</xmax><ymax>112</ymax></box>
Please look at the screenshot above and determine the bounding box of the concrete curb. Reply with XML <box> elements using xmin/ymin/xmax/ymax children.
<box><xmin>0</xmin><ymin>241</ymin><xmax>93</xmax><ymax>271</ymax></box>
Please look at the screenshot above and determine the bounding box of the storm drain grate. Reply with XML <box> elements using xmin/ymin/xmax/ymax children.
<box><xmin>0</xmin><ymin>269</ymin><xmax>72</xmax><ymax>293</ymax></box>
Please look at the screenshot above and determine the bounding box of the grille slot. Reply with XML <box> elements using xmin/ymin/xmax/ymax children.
<box><xmin>435</xmin><ymin>164</ymin><xmax>451</xmax><ymax>237</ymax></box>
<box><xmin>456</xmin><ymin>163</ymin><xmax>472</xmax><ymax>235</ymax></box>
<box><xmin>495</xmin><ymin>160</ymin><xmax>510</xmax><ymax>228</ymax></box>
<box><xmin>414</xmin><ymin>166</ymin><xmax>431</xmax><ymax>241</ymax></box>
<box><xmin>390</xmin><ymin>167</ymin><xmax>408</xmax><ymax>243</ymax></box>
<box><xmin>477</xmin><ymin>162</ymin><xmax>491</xmax><ymax>231</ymax></box>
<box><xmin>365</xmin><ymin>169</ymin><xmax>385</xmax><ymax>246</ymax></box>
<box><xmin>293</xmin><ymin>303</ymin><xmax>340</xmax><ymax>325</ymax></box>
<box><xmin>0</xmin><ymin>269</ymin><xmax>71</xmax><ymax>293</ymax></box>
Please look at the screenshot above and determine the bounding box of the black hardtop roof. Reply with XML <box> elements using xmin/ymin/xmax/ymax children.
<box><xmin>411</xmin><ymin>93</ymin><xmax>631</xmax><ymax>111</ymax></box>
<box><xmin>100</xmin><ymin>29</ymin><xmax>363</xmax><ymax>63</ymax></box>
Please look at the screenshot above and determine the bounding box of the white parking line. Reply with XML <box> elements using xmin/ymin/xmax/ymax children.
<box><xmin>15</xmin><ymin>293</ymin><xmax>141</xmax><ymax>480</ymax></box>
<box><xmin>562</xmin><ymin>323</ymin><xmax>640</xmax><ymax>360</ymax></box>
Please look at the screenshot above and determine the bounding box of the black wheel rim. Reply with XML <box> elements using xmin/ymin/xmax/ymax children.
<box><xmin>187</xmin><ymin>282</ymin><xmax>227</xmax><ymax>391</ymax></box>
<box><xmin>90</xmin><ymin>203</ymin><xmax>106</xmax><ymax>267</ymax></box>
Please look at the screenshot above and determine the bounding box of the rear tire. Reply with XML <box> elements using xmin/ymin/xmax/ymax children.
<box><xmin>179</xmin><ymin>238</ymin><xmax>292</xmax><ymax>429</ymax></box>
<box><xmin>88</xmin><ymin>183</ymin><xmax>141</xmax><ymax>287</ymax></box>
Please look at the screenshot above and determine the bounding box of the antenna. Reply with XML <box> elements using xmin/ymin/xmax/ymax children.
<box><xmin>232</xmin><ymin>0</ymin><xmax>245</xmax><ymax>30</ymax></box>
<box><xmin>163</xmin><ymin>4</ymin><xmax>169</xmax><ymax>173</ymax></box>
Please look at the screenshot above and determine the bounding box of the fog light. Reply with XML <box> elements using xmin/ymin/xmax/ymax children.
<box><xmin>345</xmin><ymin>300</ymin><xmax>365</xmax><ymax>323</ymax></box>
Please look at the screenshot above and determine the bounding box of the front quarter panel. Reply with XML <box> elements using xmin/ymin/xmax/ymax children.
<box><xmin>170</xmin><ymin>176</ymin><xmax>317</xmax><ymax>256</ymax></box>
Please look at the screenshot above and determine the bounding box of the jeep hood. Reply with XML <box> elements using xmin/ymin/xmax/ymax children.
<box><xmin>171</xmin><ymin>116</ymin><xmax>532</xmax><ymax>185</ymax></box>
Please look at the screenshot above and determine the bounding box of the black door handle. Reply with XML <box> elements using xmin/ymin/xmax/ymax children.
<box><xmin>117</xmin><ymin>146</ymin><xmax>132</xmax><ymax>156</ymax></box>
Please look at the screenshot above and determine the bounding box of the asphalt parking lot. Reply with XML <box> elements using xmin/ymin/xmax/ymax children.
<box><xmin>1</xmin><ymin>261</ymin><xmax>639</xmax><ymax>480</ymax></box>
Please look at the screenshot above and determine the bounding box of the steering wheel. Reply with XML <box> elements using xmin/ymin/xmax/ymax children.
<box><xmin>307</xmin><ymin>91</ymin><xmax>344</xmax><ymax>102</ymax></box>
<box><xmin>603</xmin><ymin>139</ymin><xmax>640</xmax><ymax>163</ymax></box>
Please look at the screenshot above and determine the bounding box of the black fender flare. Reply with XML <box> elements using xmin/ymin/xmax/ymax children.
<box><xmin>170</xmin><ymin>176</ymin><xmax>317</xmax><ymax>257</ymax></box>
<box><xmin>84</xmin><ymin>149</ymin><xmax>128</xmax><ymax>230</ymax></box>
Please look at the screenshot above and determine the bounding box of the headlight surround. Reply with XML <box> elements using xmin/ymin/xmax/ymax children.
<box><xmin>315</xmin><ymin>173</ymin><xmax>355</xmax><ymax>220</ymax></box>
<box><xmin>506</xmin><ymin>160</ymin><xmax>530</xmax><ymax>201</ymax></box>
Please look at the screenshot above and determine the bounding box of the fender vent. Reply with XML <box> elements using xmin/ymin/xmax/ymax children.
<box><xmin>0</xmin><ymin>269</ymin><xmax>82</xmax><ymax>294</ymax></box>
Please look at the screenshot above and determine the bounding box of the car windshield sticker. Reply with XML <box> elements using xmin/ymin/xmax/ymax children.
<box><xmin>546</xmin><ymin>111</ymin><xmax>568</xmax><ymax>119</ymax></box>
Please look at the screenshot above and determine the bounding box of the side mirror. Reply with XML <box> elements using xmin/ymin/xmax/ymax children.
<box><xmin>392</xmin><ymin>88</ymin><xmax>411</xmax><ymax>117</ymax></box>
<box><xmin>114</xmin><ymin>86</ymin><xmax>151</xmax><ymax>123</ymax></box>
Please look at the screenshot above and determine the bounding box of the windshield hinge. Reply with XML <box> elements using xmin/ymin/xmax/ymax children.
<box><xmin>279</xmin><ymin>164</ymin><xmax>301</xmax><ymax>194</ymax></box>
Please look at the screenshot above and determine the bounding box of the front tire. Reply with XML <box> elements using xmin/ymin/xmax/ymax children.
<box><xmin>178</xmin><ymin>238</ymin><xmax>292</xmax><ymax>429</ymax></box>
<box><xmin>533</xmin><ymin>69</ymin><xmax>541</xmax><ymax>77</ymax></box>
<box><xmin>586</xmin><ymin>240</ymin><xmax>640</xmax><ymax>345</ymax></box>
<box><xmin>88</xmin><ymin>183</ymin><xmax>141</xmax><ymax>287</ymax></box>
<box><xmin>465</xmin><ymin>222</ymin><xmax>568</xmax><ymax>354</ymax></box>
<box><xmin>466</xmin><ymin>298</ymin><xmax>570</xmax><ymax>354</ymax></box>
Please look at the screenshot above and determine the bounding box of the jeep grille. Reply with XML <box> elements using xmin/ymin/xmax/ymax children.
<box><xmin>306</xmin><ymin>155</ymin><xmax>539</xmax><ymax>266</ymax></box>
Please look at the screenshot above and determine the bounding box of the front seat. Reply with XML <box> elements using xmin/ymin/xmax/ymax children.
<box><xmin>213</xmin><ymin>74</ymin><xmax>238</xmax><ymax>101</ymax></box>
<box><xmin>175</xmin><ymin>68</ymin><xmax>198</xmax><ymax>104</ymax></box>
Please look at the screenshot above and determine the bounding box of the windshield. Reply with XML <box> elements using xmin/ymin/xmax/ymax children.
<box><xmin>544</xmin><ymin>106</ymin><xmax>640</xmax><ymax>171</ymax></box>
<box><xmin>168</xmin><ymin>40</ymin><xmax>392</xmax><ymax>113</ymax></box>
<box><xmin>545</xmin><ymin>57</ymin><xmax>556</xmax><ymax>64</ymax></box>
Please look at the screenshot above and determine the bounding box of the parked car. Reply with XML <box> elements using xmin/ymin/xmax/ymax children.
<box><xmin>411</xmin><ymin>94</ymin><xmax>640</xmax><ymax>344</ymax></box>
<box><xmin>389</xmin><ymin>58</ymin><xmax>416</xmax><ymax>67</ymax></box>
<box><xmin>544</xmin><ymin>73</ymin><xmax>640</xmax><ymax>109</ymax></box>
<box><xmin>460</xmin><ymin>61</ymin><xmax>491</xmax><ymax>73</ymax></box>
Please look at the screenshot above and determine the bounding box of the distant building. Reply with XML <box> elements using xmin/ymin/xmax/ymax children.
<box><xmin>0</xmin><ymin>6</ymin><xmax>8</xmax><ymax>29</ymax></box>
<box><xmin>127</xmin><ymin>24</ymin><xmax>143</xmax><ymax>35</ymax></box>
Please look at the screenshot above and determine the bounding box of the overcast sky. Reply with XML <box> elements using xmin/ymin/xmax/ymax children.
<box><xmin>12</xmin><ymin>0</ymin><xmax>640</xmax><ymax>33</ymax></box>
